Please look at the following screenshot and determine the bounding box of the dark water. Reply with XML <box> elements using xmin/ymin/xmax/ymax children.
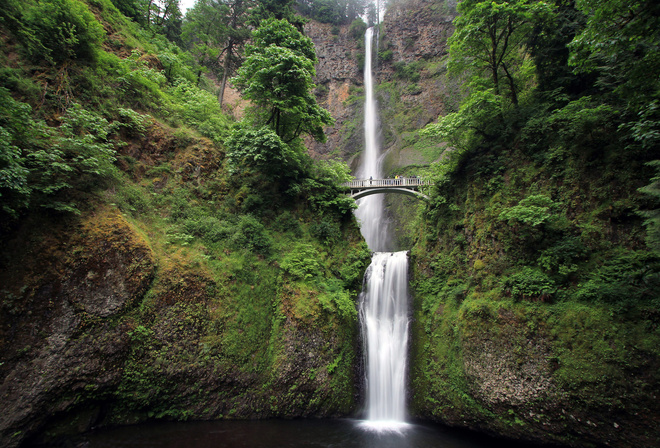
<box><xmin>77</xmin><ymin>419</ymin><xmax>536</xmax><ymax>448</ymax></box>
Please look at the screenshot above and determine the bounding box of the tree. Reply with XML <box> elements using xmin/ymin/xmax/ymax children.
<box><xmin>182</xmin><ymin>0</ymin><xmax>252</xmax><ymax>104</ymax></box>
<box><xmin>569</xmin><ymin>0</ymin><xmax>660</xmax><ymax>110</ymax></box>
<box><xmin>528</xmin><ymin>0</ymin><xmax>592</xmax><ymax>97</ymax></box>
<box><xmin>449</xmin><ymin>0</ymin><xmax>552</xmax><ymax>107</ymax></box>
<box><xmin>145</xmin><ymin>0</ymin><xmax>182</xmax><ymax>41</ymax></box>
<box><xmin>295</xmin><ymin>0</ymin><xmax>367</xmax><ymax>25</ymax></box>
<box><xmin>249</xmin><ymin>0</ymin><xmax>305</xmax><ymax>30</ymax></box>
<box><xmin>231</xmin><ymin>18</ymin><xmax>333</xmax><ymax>143</ymax></box>
<box><xmin>182</xmin><ymin>0</ymin><xmax>229</xmax><ymax>83</ymax></box>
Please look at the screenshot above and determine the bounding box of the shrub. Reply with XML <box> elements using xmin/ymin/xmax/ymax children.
<box><xmin>23</xmin><ymin>0</ymin><xmax>105</xmax><ymax>65</ymax></box>
<box><xmin>319</xmin><ymin>278</ymin><xmax>357</xmax><ymax>320</ymax></box>
<box><xmin>311</xmin><ymin>219</ymin><xmax>341</xmax><ymax>245</ymax></box>
<box><xmin>230</xmin><ymin>215</ymin><xmax>272</xmax><ymax>256</ymax></box>
<box><xmin>499</xmin><ymin>194</ymin><xmax>555</xmax><ymax>227</ymax></box>
<box><xmin>574</xmin><ymin>251</ymin><xmax>660</xmax><ymax>304</ymax></box>
<box><xmin>502</xmin><ymin>267</ymin><xmax>556</xmax><ymax>301</ymax></box>
<box><xmin>225</xmin><ymin>125</ymin><xmax>305</xmax><ymax>181</ymax></box>
<box><xmin>0</xmin><ymin>91</ymin><xmax>117</xmax><ymax>219</ymax></box>
<box><xmin>280</xmin><ymin>243</ymin><xmax>322</xmax><ymax>280</ymax></box>
<box><xmin>348</xmin><ymin>19</ymin><xmax>367</xmax><ymax>40</ymax></box>
<box><xmin>168</xmin><ymin>79</ymin><xmax>230</xmax><ymax>142</ymax></box>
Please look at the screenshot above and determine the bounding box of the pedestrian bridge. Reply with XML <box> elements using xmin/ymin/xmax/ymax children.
<box><xmin>341</xmin><ymin>178</ymin><xmax>432</xmax><ymax>200</ymax></box>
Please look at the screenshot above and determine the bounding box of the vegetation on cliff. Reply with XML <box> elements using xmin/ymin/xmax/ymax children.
<box><xmin>0</xmin><ymin>1</ymin><xmax>371</xmax><ymax>447</ymax></box>
<box><xmin>406</xmin><ymin>1</ymin><xmax>660</xmax><ymax>446</ymax></box>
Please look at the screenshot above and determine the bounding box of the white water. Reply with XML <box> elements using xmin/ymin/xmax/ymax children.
<box><xmin>354</xmin><ymin>27</ymin><xmax>390</xmax><ymax>252</ymax></box>
<box><xmin>355</xmin><ymin>27</ymin><xmax>410</xmax><ymax>430</ymax></box>
<box><xmin>359</xmin><ymin>252</ymin><xmax>410</xmax><ymax>428</ymax></box>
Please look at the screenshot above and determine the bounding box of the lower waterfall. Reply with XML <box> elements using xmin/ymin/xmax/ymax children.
<box><xmin>359</xmin><ymin>252</ymin><xmax>410</xmax><ymax>427</ymax></box>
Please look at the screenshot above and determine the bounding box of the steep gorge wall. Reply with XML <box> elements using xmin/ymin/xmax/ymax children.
<box><xmin>0</xmin><ymin>124</ymin><xmax>369</xmax><ymax>447</ymax></box>
<box><xmin>307</xmin><ymin>2</ymin><xmax>660</xmax><ymax>447</ymax></box>
<box><xmin>305</xmin><ymin>0</ymin><xmax>456</xmax><ymax>172</ymax></box>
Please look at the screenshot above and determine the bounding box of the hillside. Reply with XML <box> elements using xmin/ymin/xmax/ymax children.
<box><xmin>309</xmin><ymin>0</ymin><xmax>660</xmax><ymax>446</ymax></box>
<box><xmin>0</xmin><ymin>1</ymin><xmax>370</xmax><ymax>447</ymax></box>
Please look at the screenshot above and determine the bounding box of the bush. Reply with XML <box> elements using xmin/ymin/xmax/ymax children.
<box><xmin>168</xmin><ymin>79</ymin><xmax>230</xmax><ymax>143</ymax></box>
<box><xmin>230</xmin><ymin>215</ymin><xmax>272</xmax><ymax>256</ymax></box>
<box><xmin>23</xmin><ymin>0</ymin><xmax>105</xmax><ymax>65</ymax></box>
<box><xmin>574</xmin><ymin>251</ymin><xmax>660</xmax><ymax>304</ymax></box>
<box><xmin>393</xmin><ymin>61</ymin><xmax>421</xmax><ymax>83</ymax></box>
<box><xmin>348</xmin><ymin>19</ymin><xmax>367</xmax><ymax>40</ymax></box>
<box><xmin>0</xmin><ymin>90</ymin><xmax>117</xmax><ymax>219</ymax></box>
<box><xmin>319</xmin><ymin>278</ymin><xmax>357</xmax><ymax>320</ymax></box>
<box><xmin>502</xmin><ymin>267</ymin><xmax>556</xmax><ymax>301</ymax></box>
<box><xmin>499</xmin><ymin>194</ymin><xmax>555</xmax><ymax>227</ymax></box>
<box><xmin>280</xmin><ymin>243</ymin><xmax>322</xmax><ymax>280</ymax></box>
<box><xmin>225</xmin><ymin>125</ymin><xmax>305</xmax><ymax>181</ymax></box>
<box><xmin>311</xmin><ymin>219</ymin><xmax>341</xmax><ymax>245</ymax></box>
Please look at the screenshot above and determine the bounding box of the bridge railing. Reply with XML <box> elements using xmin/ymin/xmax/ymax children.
<box><xmin>341</xmin><ymin>178</ymin><xmax>432</xmax><ymax>188</ymax></box>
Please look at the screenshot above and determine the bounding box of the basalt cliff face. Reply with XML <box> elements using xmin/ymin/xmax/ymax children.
<box><xmin>308</xmin><ymin>1</ymin><xmax>660</xmax><ymax>447</ymax></box>
<box><xmin>306</xmin><ymin>0</ymin><xmax>456</xmax><ymax>172</ymax></box>
<box><xmin>0</xmin><ymin>125</ymin><xmax>368</xmax><ymax>448</ymax></box>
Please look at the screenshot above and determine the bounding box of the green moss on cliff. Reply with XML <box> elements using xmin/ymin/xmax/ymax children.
<box><xmin>408</xmin><ymin>112</ymin><xmax>660</xmax><ymax>447</ymax></box>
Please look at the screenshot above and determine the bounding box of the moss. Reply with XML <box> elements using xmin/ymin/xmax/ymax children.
<box><xmin>409</xmin><ymin>118</ymin><xmax>660</xmax><ymax>446</ymax></box>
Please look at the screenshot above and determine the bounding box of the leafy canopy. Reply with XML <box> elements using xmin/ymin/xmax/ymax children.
<box><xmin>231</xmin><ymin>18</ymin><xmax>333</xmax><ymax>143</ymax></box>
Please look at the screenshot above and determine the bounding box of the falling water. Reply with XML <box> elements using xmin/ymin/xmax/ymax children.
<box><xmin>359</xmin><ymin>252</ymin><xmax>410</xmax><ymax>427</ymax></box>
<box><xmin>354</xmin><ymin>27</ymin><xmax>390</xmax><ymax>252</ymax></box>
<box><xmin>355</xmin><ymin>27</ymin><xmax>410</xmax><ymax>430</ymax></box>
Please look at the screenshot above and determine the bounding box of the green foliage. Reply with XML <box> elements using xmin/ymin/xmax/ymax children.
<box><xmin>116</xmin><ymin>50</ymin><xmax>168</xmax><ymax>108</ymax></box>
<box><xmin>116</xmin><ymin>107</ymin><xmax>149</xmax><ymax>137</ymax></box>
<box><xmin>502</xmin><ymin>267</ymin><xmax>556</xmax><ymax>301</ymax></box>
<box><xmin>574</xmin><ymin>251</ymin><xmax>660</xmax><ymax>305</ymax></box>
<box><xmin>449</xmin><ymin>0</ymin><xmax>552</xmax><ymax>107</ymax></box>
<box><xmin>0</xmin><ymin>90</ymin><xmax>117</xmax><ymax>220</ymax></box>
<box><xmin>422</xmin><ymin>278</ymin><xmax>468</xmax><ymax>314</ymax></box>
<box><xmin>640</xmin><ymin>160</ymin><xmax>660</xmax><ymax>255</ymax></box>
<box><xmin>289</xmin><ymin>159</ymin><xmax>356</xmax><ymax>217</ymax></box>
<box><xmin>22</xmin><ymin>0</ymin><xmax>106</xmax><ymax>65</ymax></box>
<box><xmin>281</xmin><ymin>243</ymin><xmax>322</xmax><ymax>280</ymax></box>
<box><xmin>338</xmin><ymin>242</ymin><xmax>371</xmax><ymax>288</ymax></box>
<box><xmin>570</xmin><ymin>0</ymin><xmax>660</xmax><ymax>109</ymax></box>
<box><xmin>393</xmin><ymin>61</ymin><xmax>421</xmax><ymax>83</ymax></box>
<box><xmin>422</xmin><ymin>89</ymin><xmax>504</xmax><ymax>152</ymax></box>
<box><xmin>499</xmin><ymin>195</ymin><xmax>555</xmax><ymax>227</ymax></box>
<box><xmin>348</xmin><ymin>18</ymin><xmax>367</xmax><ymax>40</ymax></box>
<box><xmin>225</xmin><ymin>125</ymin><xmax>305</xmax><ymax>180</ymax></box>
<box><xmin>110</xmin><ymin>0</ymin><xmax>143</xmax><ymax>23</ymax></box>
<box><xmin>537</xmin><ymin>236</ymin><xmax>587</xmax><ymax>278</ymax></box>
<box><xmin>168</xmin><ymin>79</ymin><xmax>230</xmax><ymax>142</ymax></box>
<box><xmin>311</xmin><ymin>219</ymin><xmax>341</xmax><ymax>246</ymax></box>
<box><xmin>230</xmin><ymin>214</ymin><xmax>272</xmax><ymax>256</ymax></box>
<box><xmin>231</xmin><ymin>18</ymin><xmax>333</xmax><ymax>143</ymax></box>
<box><xmin>319</xmin><ymin>278</ymin><xmax>357</xmax><ymax>320</ymax></box>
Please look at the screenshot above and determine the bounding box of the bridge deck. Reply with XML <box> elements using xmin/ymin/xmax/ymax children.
<box><xmin>341</xmin><ymin>178</ymin><xmax>432</xmax><ymax>189</ymax></box>
<box><xmin>341</xmin><ymin>178</ymin><xmax>432</xmax><ymax>200</ymax></box>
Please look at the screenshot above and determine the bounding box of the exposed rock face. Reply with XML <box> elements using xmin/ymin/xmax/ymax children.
<box><xmin>0</xmin><ymin>209</ymin><xmax>155</xmax><ymax>448</ymax></box>
<box><xmin>304</xmin><ymin>0</ymin><xmax>456</xmax><ymax>171</ymax></box>
<box><xmin>463</xmin><ymin>336</ymin><xmax>556</xmax><ymax>407</ymax></box>
<box><xmin>304</xmin><ymin>21</ymin><xmax>363</xmax><ymax>163</ymax></box>
<box><xmin>383</xmin><ymin>0</ymin><xmax>455</xmax><ymax>63</ymax></box>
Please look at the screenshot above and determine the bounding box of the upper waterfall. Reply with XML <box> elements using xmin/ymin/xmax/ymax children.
<box><xmin>354</xmin><ymin>27</ymin><xmax>391</xmax><ymax>252</ymax></box>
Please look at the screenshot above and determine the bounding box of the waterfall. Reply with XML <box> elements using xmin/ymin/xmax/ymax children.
<box><xmin>354</xmin><ymin>27</ymin><xmax>390</xmax><ymax>252</ymax></box>
<box><xmin>359</xmin><ymin>252</ymin><xmax>410</xmax><ymax>425</ymax></box>
<box><xmin>355</xmin><ymin>27</ymin><xmax>410</xmax><ymax>430</ymax></box>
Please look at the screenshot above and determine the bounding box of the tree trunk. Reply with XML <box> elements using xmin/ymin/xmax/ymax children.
<box><xmin>218</xmin><ymin>54</ymin><xmax>231</xmax><ymax>106</ymax></box>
